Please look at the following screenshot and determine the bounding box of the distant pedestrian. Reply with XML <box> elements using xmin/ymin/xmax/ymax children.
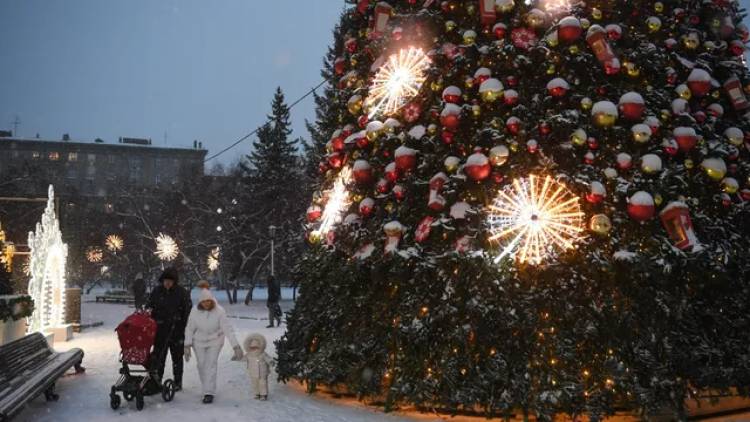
<box><xmin>147</xmin><ymin>267</ymin><xmax>192</xmax><ymax>391</ymax></box>
<box><xmin>242</xmin><ymin>333</ymin><xmax>273</xmax><ymax>401</ymax></box>
<box><xmin>132</xmin><ymin>273</ymin><xmax>146</xmax><ymax>310</ymax></box>
<box><xmin>265</xmin><ymin>276</ymin><xmax>281</xmax><ymax>328</ymax></box>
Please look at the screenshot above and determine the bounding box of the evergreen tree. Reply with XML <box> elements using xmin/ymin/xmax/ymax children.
<box><xmin>242</xmin><ymin>88</ymin><xmax>305</xmax><ymax>280</ymax></box>
<box><xmin>279</xmin><ymin>0</ymin><xmax>750</xmax><ymax>420</ymax></box>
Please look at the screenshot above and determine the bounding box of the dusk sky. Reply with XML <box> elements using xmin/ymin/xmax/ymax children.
<box><xmin>1</xmin><ymin>1</ymin><xmax>749</xmax><ymax>166</ymax></box>
<box><xmin>0</xmin><ymin>1</ymin><xmax>344</xmax><ymax>165</ymax></box>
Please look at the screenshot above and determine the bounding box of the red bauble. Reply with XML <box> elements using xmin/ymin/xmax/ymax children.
<box><xmin>306</xmin><ymin>205</ymin><xmax>322</xmax><ymax>222</ymax></box>
<box><xmin>687</xmin><ymin>69</ymin><xmax>711</xmax><ymax>97</ymax></box>
<box><xmin>673</xmin><ymin>127</ymin><xmax>698</xmax><ymax>152</ymax></box>
<box><xmin>538</xmin><ymin>122</ymin><xmax>551</xmax><ymax>137</ymax></box>
<box><xmin>464</xmin><ymin>152</ymin><xmax>491</xmax><ymax>181</ymax></box>
<box><xmin>619</xmin><ymin>92</ymin><xmax>645</xmax><ymax>120</ymax></box>
<box><xmin>352</xmin><ymin>159</ymin><xmax>373</xmax><ymax>185</ymax></box>
<box><xmin>345</xmin><ymin>37</ymin><xmax>357</xmax><ymax>53</ymax></box>
<box><xmin>585</xmin><ymin>181</ymin><xmax>606</xmax><ymax>204</ymax></box>
<box><xmin>440</xmin><ymin>104</ymin><xmax>461</xmax><ymax>130</ymax></box>
<box><xmin>328</xmin><ymin>152</ymin><xmax>344</xmax><ymax>169</ymax></box>
<box><xmin>385</xmin><ymin>162</ymin><xmax>399</xmax><ymax>182</ymax></box>
<box><xmin>359</xmin><ymin>197</ymin><xmax>374</xmax><ymax>217</ymax></box>
<box><xmin>403</xmin><ymin>102</ymin><xmax>422</xmax><ymax>122</ymax></box>
<box><xmin>331</xmin><ymin>135</ymin><xmax>345</xmax><ymax>151</ymax></box>
<box><xmin>506</xmin><ymin>116</ymin><xmax>521</xmax><ymax>135</ymax></box>
<box><xmin>357</xmin><ymin>114</ymin><xmax>369</xmax><ymax>128</ymax></box>
<box><xmin>627</xmin><ymin>191</ymin><xmax>655</xmax><ymax>221</ymax></box>
<box><xmin>376</xmin><ymin>178</ymin><xmax>390</xmax><ymax>194</ymax></box>
<box><xmin>356</xmin><ymin>136</ymin><xmax>370</xmax><ymax>149</ymax></box>
<box><xmin>558</xmin><ymin>16</ymin><xmax>582</xmax><ymax>43</ymax></box>
<box><xmin>394</xmin><ymin>146</ymin><xmax>417</xmax><ymax>172</ymax></box>
<box><xmin>334</xmin><ymin>57</ymin><xmax>346</xmax><ymax>75</ymax></box>
<box><xmin>441</xmin><ymin>130</ymin><xmax>455</xmax><ymax>144</ymax></box>
<box><xmin>493</xmin><ymin>22</ymin><xmax>507</xmax><ymax>39</ymax></box>
<box><xmin>442</xmin><ymin>86</ymin><xmax>462</xmax><ymax>104</ymax></box>
<box><xmin>393</xmin><ymin>184</ymin><xmax>406</xmax><ymax>201</ymax></box>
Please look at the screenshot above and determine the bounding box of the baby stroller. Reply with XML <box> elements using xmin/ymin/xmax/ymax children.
<box><xmin>109</xmin><ymin>310</ymin><xmax>177</xmax><ymax>411</ymax></box>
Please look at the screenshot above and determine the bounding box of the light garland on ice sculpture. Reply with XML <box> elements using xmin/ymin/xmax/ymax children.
<box><xmin>27</xmin><ymin>185</ymin><xmax>68</xmax><ymax>333</ymax></box>
<box><xmin>487</xmin><ymin>175</ymin><xmax>585</xmax><ymax>265</ymax></box>
<box><xmin>311</xmin><ymin>166</ymin><xmax>352</xmax><ymax>239</ymax></box>
<box><xmin>155</xmin><ymin>233</ymin><xmax>179</xmax><ymax>262</ymax></box>
<box><xmin>105</xmin><ymin>234</ymin><xmax>124</xmax><ymax>252</ymax></box>
<box><xmin>366</xmin><ymin>47</ymin><xmax>430</xmax><ymax>118</ymax></box>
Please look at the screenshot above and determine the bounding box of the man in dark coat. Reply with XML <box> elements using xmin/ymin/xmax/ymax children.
<box><xmin>147</xmin><ymin>267</ymin><xmax>192</xmax><ymax>390</ymax></box>
<box><xmin>265</xmin><ymin>275</ymin><xmax>281</xmax><ymax>328</ymax></box>
<box><xmin>132</xmin><ymin>273</ymin><xmax>146</xmax><ymax>310</ymax></box>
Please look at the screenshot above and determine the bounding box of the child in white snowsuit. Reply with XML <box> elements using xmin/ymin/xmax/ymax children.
<box><xmin>243</xmin><ymin>333</ymin><xmax>273</xmax><ymax>400</ymax></box>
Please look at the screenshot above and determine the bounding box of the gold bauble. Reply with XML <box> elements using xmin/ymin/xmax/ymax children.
<box><xmin>570</xmin><ymin>128</ymin><xmax>587</xmax><ymax>146</ymax></box>
<box><xmin>580</xmin><ymin>97</ymin><xmax>593</xmax><ymax>111</ymax></box>
<box><xmin>308</xmin><ymin>230</ymin><xmax>322</xmax><ymax>244</ymax></box>
<box><xmin>647</xmin><ymin>17</ymin><xmax>662</xmax><ymax>32</ymax></box>
<box><xmin>431</xmin><ymin>80</ymin><xmax>444</xmax><ymax>92</ymax></box>
<box><xmin>625</xmin><ymin>62</ymin><xmax>641</xmax><ymax>78</ymax></box>
<box><xmin>427</xmin><ymin>124</ymin><xmax>438</xmax><ymax>135</ymax></box>
<box><xmin>444</xmin><ymin>156</ymin><xmax>460</xmax><ymax>173</ymax></box>
<box><xmin>684</xmin><ymin>159</ymin><xmax>694</xmax><ymax>169</ymax></box>
<box><xmin>591</xmin><ymin>8</ymin><xmax>603</xmax><ymax>20</ymax></box>
<box><xmin>384</xmin><ymin>202</ymin><xmax>395</xmax><ymax>213</ymax></box>
<box><xmin>445</xmin><ymin>20</ymin><xmax>457</xmax><ymax>32</ymax></box>
<box><xmin>347</xmin><ymin>95</ymin><xmax>363</xmax><ymax>115</ymax></box>
<box><xmin>490</xmin><ymin>117</ymin><xmax>502</xmax><ymax>129</ymax></box>
<box><xmin>654</xmin><ymin>193</ymin><xmax>663</xmax><ymax>206</ymax></box>
<box><xmin>569</xmin><ymin>45</ymin><xmax>580</xmax><ymax>55</ymax></box>
<box><xmin>464</xmin><ymin>77</ymin><xmax>475</xmax><ymax>89</ymax></box>
<box><xmin>590</xmin><ymin>214</ymin><xmax>612</xmax><ymax>236</ymax></box>
<box><xmin>463</xmin><ymin>30</ymin><xmax>477</xmax><ymax>44</ymax></box>
<box><xmin>683</xmin><ymin>35</ymin><xmax>699</xmax><ymax>50</ymax></box>
<box><xmin>654</xmin><ymin>2</ymin><xmax>664</xmax><ymax>13</ymax></box>
<box><xmin>546</xmin><ymin>64</ymin><xmax>556</xmax><ymax>75</ymax></box>
<box><xmin>465</xmin><ymin>3</ymin><xmax>476</xmax><ymax>15</ymax></box>
<box><xmin>495</xmin><ymin>0</ymin><xmax>514</xmax><ymax>13</ymax></box>
<box><xmin>547</xmin><ymin>35</ymin><xmax>559</xmax><ymax>47</ymax></box>
<box><xmin>659</xmin><ymin>109</ymin><xmax>671</xmax><ymax>122</ymax></box>
<box><xmin>350</xmin><ymin>57</ymin><xmax>358</xmax><ymax>67</ymax></box>
<box><xmin>481</xmin><ymin>88</ymin><xmax>503</xmax><ymax>103</ymax></box>
<box><xmin>701</xmin><ymin>158</ymin><xmax>727</xmax><ymax>181</ymax></box>
<box><xmin>593</xmin><ymin>112</ymin><xmax>617</xmax><ymax>128</ymax></box>
<box><xmin>471</xmin><ymin>104</ymin><xmax>482</xmax><ymax>118</ymax></box>
<box><xmin>711</xmin><ymin>90</ymin><xmax>721</xmax><ymax>99</ymax></box>
<box><xmin>722</xmin><ymin>177</ymin><xmax>739</xmax><ymax>194</ymax></box>
<box><xmin>351</xmin><ymin>193</ymin><xmax>363</xmax><ymax>203</ymax></box>
<box><xmin>676</xmin><ymin>84</ymin><xmax>691</xmax><ymax>100</ymax></box>
<box><xmin>509</xmin><ymin>141</ymin><xmax>519</xmax><ymax>153</ymax></box>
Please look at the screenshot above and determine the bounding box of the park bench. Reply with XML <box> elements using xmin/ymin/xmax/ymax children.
<box><xmin>95</xmin><ymin>295</ymin><xmax>135</xmax><ymax>304</ymax></box>
<box><xmin>0</xmin><ymin>332</ymin><xmax>85</xmax><ymax>421</ymax></box>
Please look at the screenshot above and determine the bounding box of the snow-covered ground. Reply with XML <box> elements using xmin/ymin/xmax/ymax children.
<box><xmin>17</xmin><ymin>287</ymin><xmax>412</xmax><ymax>422</ymax></box>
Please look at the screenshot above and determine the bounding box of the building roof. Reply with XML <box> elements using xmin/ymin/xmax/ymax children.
<box><xmin>0</xmin><ymin>136</ymin><xmax>207</xmax><ymax>154</ymax></box>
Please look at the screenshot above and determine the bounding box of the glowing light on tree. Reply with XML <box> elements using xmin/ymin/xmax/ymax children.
<box><xmin>207</xmin><ymin>247</ymin><xmax>220</xmax><ymax>272</ymax></box>
<box><xmin>487</xmin><ymin>175</ymin><xmax>585</xmax><ymax>265</ymax></box>
<box><xmin>86</xmin><ymin>247</ymin><xmax>103</xmax><ymax>263</ymax></box>
<box><xmin>155</xmin><ymin>233</ymin><xmax>179</xmax><ymax>261</ymax></box>
<box><xmin>312</xmin><ymin>167</ymin><xmax>352</xmax><ymax>238</ymax></box>
<box><xmin>366</xmin><ymin>47</ymin><xmax>430</xmax><ymax>118</ymax></box>
<box><xmin>27</xmin><ymin>185</ymin><xmax>68</xmax><ymax>333</ymax></box>
<box><xmin>105</xmin><ymin>234</ymin><xmax>124</xmax><ymax>252</ymax></box>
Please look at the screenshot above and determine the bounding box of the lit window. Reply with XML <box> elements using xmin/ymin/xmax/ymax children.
<box><xmin>49</xmin><ymin>152</ymin><xmax>60</xmax><ymax>161</ymax></box>
<box><xmin>32</xmin><ymin>151</ymin><xmax>40</xmax><ymax>159</ymax></box>
<box><xmin>68</xmin><ymin>152</ymin><xmax>78</xmax><ymax>161</ymax></box>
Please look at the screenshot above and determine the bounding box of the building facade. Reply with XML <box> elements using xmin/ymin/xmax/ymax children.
<box><xmin>0</xmin><ymin>135</ymin><xmax>207</xmax><ymax>197</ymax></box>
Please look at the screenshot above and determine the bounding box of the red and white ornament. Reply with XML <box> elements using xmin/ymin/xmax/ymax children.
<box><xmin>506</xmin><ymin>116</ymin><xmax>522</xmax><ymax>134</ymax></box>
<box><xmin>440</xmin><ymin>103</ymin><xmax>462</xmax><ymax>130</ymax></box>
<box><xmin>359</xmin><ymin>197</ymin><xmax>374</xmax><ymax>217</ymax></box>
<box><xmin>558</xmin><ymin>16</ymin><xmax>582</xmax><ymax>43</ymax></box>
<box><xmin>659</xmin><ymin>201</ymin><xmax>698</xmax><ymax>250</ymax></box>
<box><xmin>511</xmin><ymin>27</ymin><xmax>539</xmax><ymax>51</ymax></box>
<box><xmin>428</xmin><ymin>172</ymin><xmax>448</xmax><ymax>211</ymax></box>
<box><xmin>618</xmin><ymin>92</ymin><xmax>645</xmax><ymax>120</ymax></box>
<box><xmin>546</xmin><ymin>78</ymin><xmax>570</xmax><ymax>98</ymax></box>
<box><xmin>442</xmin><ymin>86</ymin><xmax>462</xmax><ymax>103</ymax></box>
<box><xmin>586</xmin><ymin>181</ymin><xmax>606</xmax><ymax>204</ymax></box>
<box><xmin>673</xmin><ymin>127</ymin><xmax>698</xmax><ymax>152</ymax></box>
<box><xmin>473</xmin><ymin>67</ymin><xmax>491</xmax><ymax>85</ymax></box>
<box><xmin>385</xmin><ymin>162</ymin><xmax>399</xmax><ymax>182</ymax></box>
<box><xmin>352</xmin><ymin>159</ymin><xmax>373</xmax><ymax>185</ymax></box>
<box><xmin>394</xmin><ymin>146</ymin><xmax>417</xmax><ymax>172</ymax></box>
<box><xmin>392</xmin><ymin>184</ymin><xmax>406</xmax><ymax>201</ymax></box>
<box><xmin>464</xmin><ymin>151</ymin><xmax>491</xmax><ymax>181</ymax></box>
<box><xmin>617</xmin><ymin>152</ymin><xmax>633</xmax><ymax>170</ymax></box>
<box><xmin>383</xmin><ymin>221</ymin><xmax>404</xmax><ymax>254</ymax></box>
<box><xmin>686</xmin><ymin>68</ymin><xmax>712</xmax><ymax>97</ymax></box>
<box><xmin>306</xmin><ymin>205</ymin><xmax>322</xmax><ymax>223</ymax></box>
<box><xmin>627</xmin><ymin>191</ymin><xmax>655</xmax><ymax>221</ymax></box>
<box><xmin>415</xmin><ymin>216</ymin><xmax>434</xmax><ymax>243</ymax></box>
<box><xmin>586</xmin><ymin>25</ymin><xmax>621</xmax><ymax>75</ymax></box>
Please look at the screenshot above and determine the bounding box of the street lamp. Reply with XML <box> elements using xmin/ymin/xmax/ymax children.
<box><xmin>268</xmin><ymin>225</ymin><xmax>277</xmax><ymax>277</ymax></box>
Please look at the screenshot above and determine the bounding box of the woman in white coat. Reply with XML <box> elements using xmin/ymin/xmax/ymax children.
<box><xmin>183</xmin><ymin>288</ymin><xmax>243</xmax><ymax>403</ymax></box>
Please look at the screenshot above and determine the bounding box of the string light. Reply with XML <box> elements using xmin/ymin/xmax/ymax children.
<box><xmin>487</xmin><ymin>175</ymin><xmax>585</xmax><ymax>265</ymax></box>
<box><xmin>366</xmin><ymin>47</ymin><xmax>431</xmax><ymax>118</ymax></box>
<box><xmin>207</xmin><ymin>247</ymin><xmax>220</xmax><ymax>271</ymax></box>
<box><xmin>105</xmin><ymin>234</ymin><xmax>123</xmax><ymax>252</ymax></box>
<box><xmin>155</xmin><ymin>233</ymin><xmax>179</xmax><ymax>261</ymax></box>
<box><xmin>312</xmin><ymin>167</ymin><xmax>352</xmax><ymax>238</ymax></box>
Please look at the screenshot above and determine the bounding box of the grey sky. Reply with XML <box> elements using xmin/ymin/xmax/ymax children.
<box><xmin>2</xmin><ymin>1</ymin><xmax>749</xmax><ymax>167</ymax></box>
<box><xmin>0</xmin><ymin>0</ymin><xmax>344</xmax><ymax>165</ymax></box>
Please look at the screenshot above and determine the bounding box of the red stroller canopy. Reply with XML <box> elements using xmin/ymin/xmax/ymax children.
<box><xmin>116</xmin><ymin>311</ymin><xmax>157</xmax><ymax>365</ymax></box>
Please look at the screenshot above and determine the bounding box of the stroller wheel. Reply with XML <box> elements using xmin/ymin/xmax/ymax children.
<box><xmin>123</xmin><ymin>392</ymin><xmax>134</xmax><ymax>401</ymax></box>
<box><xmin>135</xmin><ymin>391</ymin><xmax>144</xmax><ymax>411</ymax></box>
<box><xmin>110</xmin><ymin>393</ymin><xmax>121</xmax><ymax>410</ymax></box>
<box><xmin>162</xmin><ymin>379</ymin><xmax>175</xmax><ymax>402</ymax></box>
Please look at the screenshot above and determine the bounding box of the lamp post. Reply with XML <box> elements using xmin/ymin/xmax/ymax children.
<box><xmin>268</xmin><ymin>225</ymin><xmax>277</xmax><ymax>277</ymax></box>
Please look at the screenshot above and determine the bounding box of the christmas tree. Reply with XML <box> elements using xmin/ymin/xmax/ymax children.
<box><xmin>277</xmin><ymin>1</ymin><xmax>750</xmax><ymax>419</ymax></box>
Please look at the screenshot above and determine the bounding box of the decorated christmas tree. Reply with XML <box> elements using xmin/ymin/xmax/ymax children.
<box><xmin>278</xmin><ymin>0</ymin><xmax>750</xmax><ymax>419</ymax></box>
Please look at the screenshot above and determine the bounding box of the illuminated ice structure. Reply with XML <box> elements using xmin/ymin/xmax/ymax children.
<box><xmin>27</xmin><ymin>185</ymin><xmax>68</xmax><ymax>333</ymax></box>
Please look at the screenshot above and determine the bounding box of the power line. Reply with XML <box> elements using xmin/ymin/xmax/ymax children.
<box><xmin>204</xmin><ymin>79</ymin><xmax>328</xmax><ymax>163</ymax></box>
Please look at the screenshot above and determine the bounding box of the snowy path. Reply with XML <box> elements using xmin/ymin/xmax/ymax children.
<box><xmin>17</xmin><ymin>289</ymin><xmax>411</xmax><ymax>422</ymax></box>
